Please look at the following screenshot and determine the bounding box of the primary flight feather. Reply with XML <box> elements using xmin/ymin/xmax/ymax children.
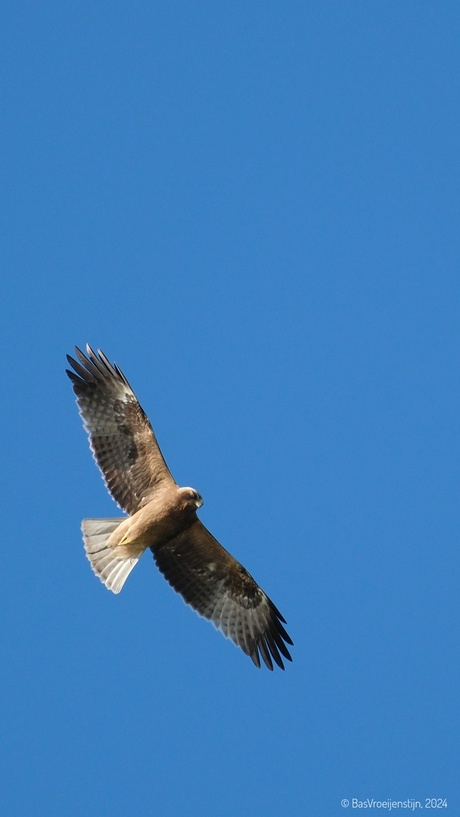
<box><xmin>66</xmin><ymin>345</ymin><xmax>293</xmax><ymax>670</ymax></box>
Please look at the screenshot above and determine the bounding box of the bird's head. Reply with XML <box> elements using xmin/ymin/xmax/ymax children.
<box><xmin>178</xmin><ymin>486</ymin><xmax>204</xmax><ymax>511</ymax></box>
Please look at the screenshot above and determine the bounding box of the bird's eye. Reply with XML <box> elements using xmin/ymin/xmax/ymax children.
<box><xmin>184</xmin><ymin>487</ymin><xmax>203</xmax><ymax>506</ymax></box>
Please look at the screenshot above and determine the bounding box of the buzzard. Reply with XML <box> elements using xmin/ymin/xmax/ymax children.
<box><xmin>66</xmin><ymin>345</ymin><xmax>293</xmax><ymax>670</ymax></box>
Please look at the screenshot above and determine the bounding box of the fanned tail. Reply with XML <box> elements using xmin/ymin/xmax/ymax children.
<box><xmin>82</xmin><ymin>518</ymin><xmax>140</xmax><ymax>593</ymax></box>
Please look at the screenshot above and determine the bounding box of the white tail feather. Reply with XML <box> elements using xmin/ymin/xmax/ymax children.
<box><xmin>82</xmin><ymin>518</ymin><xmax>141</xmax><ymax>594</ymax></box>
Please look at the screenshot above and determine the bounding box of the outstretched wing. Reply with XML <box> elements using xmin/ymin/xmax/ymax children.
<box><xmin>151</xmin><ymin>520</ymin><xmax>293</xmax><ymax>670</ymax></box>
<box><xmin>66</xmin><ymin>345</ymin><xmax>174</xmax><ymax>515</ymax></box>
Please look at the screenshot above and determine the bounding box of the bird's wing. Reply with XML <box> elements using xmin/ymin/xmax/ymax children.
<box><xmin>66</xmin><ymin>345</ymin><xmax>175</xmax><ymax>515</ymax></box>
<box><xmin>151</xmin><ymin>519</ymin><xmax>293</xmax><ymax>670</ymax></box>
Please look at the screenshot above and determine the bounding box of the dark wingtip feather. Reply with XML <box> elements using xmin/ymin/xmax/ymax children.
<box><xmin>65</xmin><ymin>366</ymin><xmax>78</xmax><ymax>382</ymax></box>
<box><xmin>250</xmin><ymin>650</ymin><xmax>261</xmax><ymax>669</ymax></box>
<box><xmin>257</xmin><ymin>638</ymin><xmax>274</xmax><ymax>671</ymax></box>
<box><xmin>265</xmin><ymin>633</ymin><xmax>286</xmax><ymax>670</ymax></box>
<box><xmin>274</xmin><ymin>616</ymin><xmax>294</xmax><ymax>648</ymax></box>
<box><xmin>67</xmin><ymin>345</ymin><xmax>133</xmax><ymax>392</ymax></box>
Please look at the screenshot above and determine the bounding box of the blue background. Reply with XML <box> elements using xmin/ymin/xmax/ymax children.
<box><xmin>2</xmin><ymin>3</ymin><xmax>458</xmax><ymax>815</ymax></box>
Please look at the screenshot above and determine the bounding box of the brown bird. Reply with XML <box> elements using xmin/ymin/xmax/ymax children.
<box><xmin>66</xmin><ymin>345</ymin><xmax>293</xmax><ymax>670</ymax></box>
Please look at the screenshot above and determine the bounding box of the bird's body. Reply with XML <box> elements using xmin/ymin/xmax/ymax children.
<box><xmin>67</xmin><ymin>345</ymin><xmax>293</xmax><ymax>670</ymax></box>
<box><xmin>107</xmin><ymin>486</ymin><xmax>201</xmax><ymax>554</ymax></box>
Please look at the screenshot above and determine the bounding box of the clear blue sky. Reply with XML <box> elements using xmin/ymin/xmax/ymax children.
<box><xmin>2</xmin><ymin>3</ymin><xmax>459</xmax><ymax>815</ymax></box>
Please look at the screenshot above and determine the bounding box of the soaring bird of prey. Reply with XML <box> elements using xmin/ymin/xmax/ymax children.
<box><xmin>66</xmin><ymin>345</ymin><xmax>293</xmax><ymax>670</ymax></box>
